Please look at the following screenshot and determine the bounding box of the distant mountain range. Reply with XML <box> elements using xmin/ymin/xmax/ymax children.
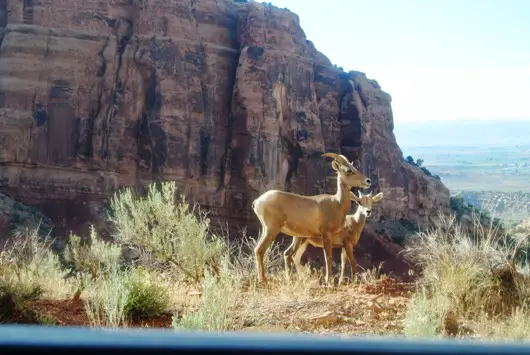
<box><xmin>393</xmin><ymin>120</ymin><xmax>530</xmax><ymax>148</ymax></box>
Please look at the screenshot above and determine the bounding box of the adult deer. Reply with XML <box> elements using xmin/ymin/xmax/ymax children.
<box><xmin>284</xmin><ymin>190</ymin><xmax>384</xmax><ymax>285</ymax></box>
<box><xmin>251</xmin><ymin>153</ymin><xmax>371</xmax><ymax>286</ymax></box>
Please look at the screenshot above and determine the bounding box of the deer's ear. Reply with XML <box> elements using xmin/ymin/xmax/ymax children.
<box><xmin>331</xmin><ymin>160</ymin><xmax>340</xmax><ymax>172</ymax></box>
<box><xmin>373</xmin><ymin>192</ymin><xmax>383</xmax><ymax>202</ymax></box>
<box><xmin>350</xmin><ymin>191</ymin><xmax>361</xmax><ymax>204</ymax></box>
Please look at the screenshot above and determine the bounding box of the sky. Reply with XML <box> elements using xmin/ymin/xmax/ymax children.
<box><xmin>259</xmin><ymin>0</ymin><xmax>530</xmax><ymax>123</ymax></box>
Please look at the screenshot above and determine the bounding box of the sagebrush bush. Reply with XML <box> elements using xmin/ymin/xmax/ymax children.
<box><xmin>110</xmin><ymin>181</ymin><xmax>226</xmax><ymax>282</ymax></box>
<box><xmin>124</xmin><ymin>267</ymin><xmax>169</xmax><ymax>321</ymax></box>
<box><xmin>64</xmin><ymin>225</ymin><xmax>122</xmax><ymax>279</ymax></box>
<box><xmin>403</xmin><ymin>286</ymin><xmax>450</xmax><ymax>338</ymax></box>
<box><xmin>172</xmin><ymin>258</ymin><xmax>240</xmax><ymax>332</ymax></box>
<box><xmin>64</xmin><ymin>225</ymin><xmax>123</xmax><ymax>302</ymax></box>
<box><xmin>70</xmin><ymin>227</ymin><xmax>170</xmax><ymax>327</ymax></box>
<box><xmin>82</xmin><ymin>264</ymin><xmax>130</xmax><ymax>328</ymax></box>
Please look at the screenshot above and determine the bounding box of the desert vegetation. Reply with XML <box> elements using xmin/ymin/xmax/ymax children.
<box><xmin>403</xmin><ymin>213</ymin><xmax>530</xmax><ymax>339</ymax></box>
<box><xmin>404</xmin><ymin>155</ymin><xmax>441</xmax><ymax>180</ymax></box>
<box><xmin>0</xmin><ymin>180</ymin><xmax>529</xmax><ymax>340</ymax></box>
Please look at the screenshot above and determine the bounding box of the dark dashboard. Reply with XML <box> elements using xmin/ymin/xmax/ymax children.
<box><xmin>1</xmin><ymin>325</ymin><xmax>530</xmax><ymax>355</ymax></box>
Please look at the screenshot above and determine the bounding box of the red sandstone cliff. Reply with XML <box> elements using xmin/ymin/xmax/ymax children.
<box><xmin>0</xmin><ymin>0</ymin><xmax>450</xmax><ymax>275</ymax></box>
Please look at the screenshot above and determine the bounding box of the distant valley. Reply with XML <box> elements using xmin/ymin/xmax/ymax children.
<box><xmin>394</xmin><ymin>119</ymin><xmax>530</xmax><ymax>224</ymax></box>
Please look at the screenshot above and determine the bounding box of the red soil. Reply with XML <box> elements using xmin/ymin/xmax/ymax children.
<box><xmin>25</xmin><ymin>299</ymin><xmax>173</xmax><ymax>328</ymax></box>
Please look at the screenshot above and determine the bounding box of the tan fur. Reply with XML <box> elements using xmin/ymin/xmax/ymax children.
<box><xmin>284</xmin><ymin>191</ymin><xmax>383</xmax><ymax>285</ymax></box>
<box><xmin>252</xmin><ymin>153</ymin><xmax>371</xmax><ymax>286</ymax></box>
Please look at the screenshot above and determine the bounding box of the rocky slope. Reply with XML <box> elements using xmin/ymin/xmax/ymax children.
<box><xmin>0</xmin><ymin>0</ymin><xmax>449</xmax><ymax>275</ymax></box>
<box><xmin>0</xmin><ymin>192</ymin><xmax>52</xmax><ymax>242</ymax></box>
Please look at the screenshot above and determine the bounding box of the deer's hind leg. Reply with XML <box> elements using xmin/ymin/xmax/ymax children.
<box><xmin>292</xmin><ymin>239</ymin><xmax>309</xmax><ymax>273</ymax></box>
<box><xmin>284</xmin><ymin>237</ymin><xmax>303</xmax><ymax>276</ymax></box>
<box><xmin>254</xmin><ymin>222</ymin><xmax>281</xmax><ymax>283</ymax></box>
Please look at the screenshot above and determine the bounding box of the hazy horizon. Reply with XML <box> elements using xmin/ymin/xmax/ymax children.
<box><xmin>260</xmin><ymin>0</ymin><xmax>530</xmax><ymax>123</ymax></box>
<box><xmin>394</xmin><ymin>119</ymin><xmax>530</xmax><ymax>148</ymax></box>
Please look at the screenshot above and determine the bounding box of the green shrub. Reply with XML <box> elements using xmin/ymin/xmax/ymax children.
<box><xmin>405</xmin><ymin>155</ymin><xmax>415</xmax><ymax>165</ymax></box>
<box><xmin>34</xmin><ymin>312</ymin><xmax>59</xmax><ymax>326</ymax></box>
<box><xmin>124</xmin><ymin>267</ymin><xmax>169</xmax><ymax>321</ymax></box>
<box><xmin>110</xmin><ymin>181</ymin><xmax>226</xmax><ymax>282</ymax></box>
<box><xmin>0</xmin><ymin>281</ymin><xmax>42</xmax><ymax>323</ymax></box>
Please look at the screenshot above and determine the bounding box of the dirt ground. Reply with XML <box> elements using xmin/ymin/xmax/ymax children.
<box><xmin>20</xmin><ymin>277</ymin><xmax>416</xmax><ymax>335</ymax></box>
<box><xmin>25</xmin><ymin>299</ymin><xmax>175</xmax><ymax>328</ymax></box>
<box><xmin>235</xmin><ymin>276</ymin><xmax>415</xmax><ymax>336</ymax></box>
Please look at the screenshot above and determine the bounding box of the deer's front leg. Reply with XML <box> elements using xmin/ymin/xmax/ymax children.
<box><xmin>343</xmin><ymin>242</ymin><xmax>357</xmax><ymax>283</ymax></box>
<box><xmin>338</xmin><ymin>248</ymin><xmax>349</xmax><ymax>285</ymax></box>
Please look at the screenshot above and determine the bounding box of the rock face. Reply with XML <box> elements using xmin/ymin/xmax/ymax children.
<box><xmin>0</xmin><ymin>0</ymin><xmax>450</xmax><ymax>274</ymax></box>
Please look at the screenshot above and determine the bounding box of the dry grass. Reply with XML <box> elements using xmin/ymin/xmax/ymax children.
<box><xmin>403</xmin><ymin>212</ymin><xmax>530</xmax><ymax>339</ymax></box>
<box><xmin>357</xmin><ymin>262</ymin><xmax>386</xmax><ymax>285</ymax></box>
<box><xmin>472</xmin><ymin>306</ymin><xmax>530</xmax><ymax>341</ymax></box>
<box><xmin>0</xmin><ymin>224</ymin><xmax>74</xmax><ymax>323</ymax></box>
<box><xmin>1</xmin><ymin>225</ymin><xmax>73</xmax><ymax>301</ymax></box>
